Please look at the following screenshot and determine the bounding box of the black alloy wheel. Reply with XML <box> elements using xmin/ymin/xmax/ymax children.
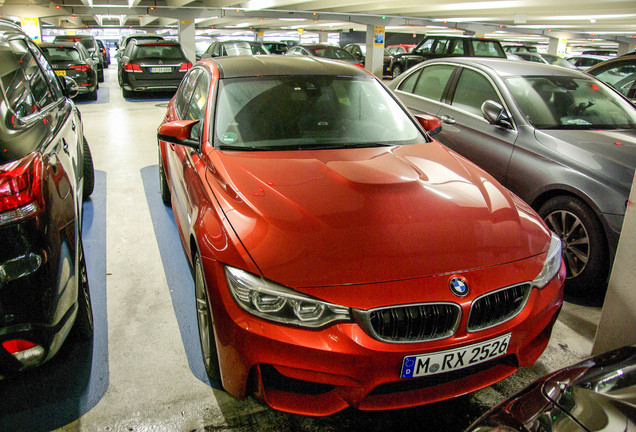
<box><xmin>70</xmin><ymin>240</ymin><xmax>94</xmax><ymax>342</ymax></box>
<box><xmin>158</xmin><ymin>147</ymin><xmax>171</xmax><ymax>206</ymax></box>
<box><xmin>82</xmin><ymin>136</ymin><xmax>95</xmax><ymax>200</ymax></box>
<box><xmin>539</xmin><ymin>196</ymin><xmax>609</xmax><ymax>297</ymax></box>
<box><xmin>194</xmin><ymin>253</ymin><xmax>222</xmax><ymax>384</ymax></box>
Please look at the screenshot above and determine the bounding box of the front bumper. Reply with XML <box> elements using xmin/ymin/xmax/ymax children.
<box><xmin>202</xmin><ymin>256</ymin><xmax>566</xmax><ymax>416</ymax></box>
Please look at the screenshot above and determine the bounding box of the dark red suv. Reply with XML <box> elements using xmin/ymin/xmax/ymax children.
<box><xmin>0</xmin><ymin>18</ymin><xmax>94</xmax><ymax>376</ymax></box>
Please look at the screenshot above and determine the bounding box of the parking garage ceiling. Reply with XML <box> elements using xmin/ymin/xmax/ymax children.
<box><xmin>1</xmin><ymin>0</ymin><xmax>635</xmax><ymax>47</ymax></box>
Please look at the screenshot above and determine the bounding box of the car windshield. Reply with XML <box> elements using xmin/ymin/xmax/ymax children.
<box><xmin>505</xmin><ymin>75</ymin><xmax>636</xmax><ymax>129</ymax></box>
<box><xmin>214</xmin><ymin>75</ymin><xmax>425</xmax><ymax>150</ymax></box>
<box><xmin>310</xmin><ymin>47</ymin><xmax>355</xmax><ymax>61</ymax></box>
<box><xmin>42</xmin><ymin>46</ymin><xmax>81</xmax><ymax>62</ymax></box>
<box><xmin>135</xmin><ymin>44</ymin><xmax>184</xmax><ymax>60</ymax></box>
<box><xmin>224</xmin><ymin>42</ymin><xmax>269</xmax><ymax>56</ymax></box>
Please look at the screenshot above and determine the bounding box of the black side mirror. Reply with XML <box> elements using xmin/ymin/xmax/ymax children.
<box><xmin>62</xmin><ymin>76</ymin><xmax>79</xmax><ymax>98</ymax></box>
<box><xmin>481</xmin><ymin>100</ymin><xmax>513</xmax><ymax>129</ymax></box>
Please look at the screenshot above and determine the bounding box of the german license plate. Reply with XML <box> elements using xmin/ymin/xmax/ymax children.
<box><xmin>401</xmin><ymin>333</ymin><xmax>511</xmax><ymax>379</ymax></box>
<box><xmin>55</xmin><ymin>70</ymin><xmax>66</xmax><ymax>76</ymax></box>
<box><xmin>150</xmin><ymin>67</ymin><xmax>171</xmax><ymax>73</ymax></box>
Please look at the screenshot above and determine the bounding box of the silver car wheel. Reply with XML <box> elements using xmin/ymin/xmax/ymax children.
<box><xmin>544</xmin><ymin>209</ymin><xmax>590</xmax><ymax>278</ymax></box>
<box><xmin>195</xmin><ymin>255</ymin><xmax>213</xmax><ymax>371</ymax></box>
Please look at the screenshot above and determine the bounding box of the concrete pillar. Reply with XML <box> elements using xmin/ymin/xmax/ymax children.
<box><xmin>592</xmin><ymin>172</ymin><xmax>636</xmax><ymax>355</ymax></box>
<box><xmin>319</xmin><ymin>32</ymin><xmax>328</xmax><ymax>43</ymax></box>
<box><xmin>547</xmin><ymin>37</ymin><xmax>559</xmax><ymax>55</ymax></box>
<box><xmin>178</xmin><ymin>20</ymin><xmax>196</xmax><ymax>64</ymax></box>
<box><xmin>617</xmin><ymin>41</ymin><xmax>631</xmax><ymax>56</ymax></box>
<box><xmin>365</xmin><ymin>24</ymin><xmax>385</xmax><ymax>78</ymax></box>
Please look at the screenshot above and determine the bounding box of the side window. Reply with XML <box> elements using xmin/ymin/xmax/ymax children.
<box><xmin>182</xmin><ymin>73</ymin><xmax>211</xmax><ymax>141</ymax></box>
<box><xmin>2</xmin><ymin>39</ymin><xmax>56</xmax><ymax>117</ymax></box>
<box><xmin>590</xmin><ymin>61</ymin><xmax>636</xmax><ymax>99</ymax></box>
<box><xmin>397</xmin><ymin>69</ymin><xmax>422</xmax><ymax>93</ymax></box>
<box><xmin>415</xmin><ymin>39</ymin><xmax>434</xmax><ymax>54</ymax></box>
<box><xmin>175</xmin><ymin>68</ymin><xmax>202</xmax><ymax>117</ymax></box>
<box><xmin>26</xmin><ymin>39</ymin><xmax>63</xmax><ymax>100</ymax></box>
<box><xmin>412</xmin><ymin>65</ymin><xmax>455</xmax><ymax>101</ymax></box>
<box><xmin>433</xmin><ymin>39</ymin><xmax>449</xmax><ymax>55</ymax></box>
<box><xmin>451</xmin><ymin>68</ymin><xmax>502</xmax><ymax>117</ymax></box>
<box><xmin>447</xmin><ymin>39</ymin><xmax>465</xmax><ymax>55</ymax></box>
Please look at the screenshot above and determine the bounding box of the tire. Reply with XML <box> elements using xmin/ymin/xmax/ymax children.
<box><xmin>122</xmin><ymin>87</ymin><xmax>132</xmax><ymax>98</ymax></box>
<box><xmin>70</xmin><ymin>240</ymin><xmax>94</xmax><ymax>342</ymax></box>
<box><xmin>194</xmin><ymin>253</ymin><xmax>222</xmax><ymax>384</ymax></box>
<box><xmin>89</xmin><ymin>88</ymin><xmax>98</xmax><ymax>101</ymax></box>
<box><xmin>392</xmin><ymin>64</ymin><xmax>403</xmax><ymax>80</ymax></box>
<box><xmin>82</xmin><ymin>136</ymin><xmax>95</xmax><ymax>200</ymax></box>
<box><xmin>539</xmin><ymin>196</ymin><xmax>609</xmax><ymax>297</ymax></box>
<box><xmin>98</xmin><ymin>70</ymin><xmax>104</xmax><ymax>83</ymax></box>
<box><xmin>158</xmin><ymin>147</ymin><xmax>171</xmax><ymax>206</ymax></box>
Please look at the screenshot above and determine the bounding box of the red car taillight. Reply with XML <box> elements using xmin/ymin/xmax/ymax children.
<box><xmin>179</xmin><ymin>62</ymin><xmax>193</xmax><ymax>72</ymax></box>
<box><xmin>2</xmin><ymin>339</ymin><xmax>36</xmax><ymax>354</ymax></box>
<box><xmin>124</xmin><ymin>62</ymin><xmax>142</xmax><ymax>73</ymax></box>
<box><xmin>0</xmin><ymin>152</ymin><xmax>44</xmax><ymax>225</ymax></box>
<box><xmin>69</xmin><ymin>64</ymin><xmax>90</xmax><ymax>73</ymax></box>
<box><xmin>353</xmin><ymin>63</ymin><xmax>364</xmax><ymax>69</ymax></box>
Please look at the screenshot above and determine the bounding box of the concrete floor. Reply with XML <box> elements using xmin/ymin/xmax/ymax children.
<box><xmin>1</xmin><ymin>67</ymin><xmax>604</xmax><ymax>432</ymax></box>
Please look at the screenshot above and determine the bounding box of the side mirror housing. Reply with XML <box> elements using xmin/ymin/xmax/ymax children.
<box><xmin>157</xmin><ymin>120</ymin><xmax>200</xmax><ymax>150</ymax></box>
<box><xmin>414</xmin><ymin>113</ymin><xmax>442</xmax><ymax>136</ymax></box>
<box><xmin>481</xmin><ymin>100</ymin><xmax>513</xmax><ymax>129</ymax></box>
<box><xmin>62</xmin><ymin>76</ymin><xmax>79</xmax><ymax>98</ymax></box>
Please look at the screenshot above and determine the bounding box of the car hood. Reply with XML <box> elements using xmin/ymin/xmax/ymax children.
<box><xmin>209</xmin><ymin>142</ymin><xmax>551</xmax><ymax>287</ymax></box>
<box><xmin>534</xmin><ymin>129</ymin><xmax>636</xmax><ymax>190</ymax></box>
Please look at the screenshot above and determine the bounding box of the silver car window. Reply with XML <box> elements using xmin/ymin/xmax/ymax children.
<box><xmin>505</xmin><ymin>75</ymin><xmax>636</xmax><ymax>129</ymax></box>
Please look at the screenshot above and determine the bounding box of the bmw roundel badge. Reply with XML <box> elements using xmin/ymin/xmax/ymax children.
<box><xmin>449</xmin><ymin>277</ymin><xmax>469</xmax><ymax>297</ymax></box>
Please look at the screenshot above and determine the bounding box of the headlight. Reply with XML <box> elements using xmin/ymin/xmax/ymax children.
<box><xmin>532</xmin><ymin>232</ymin><xmax>562</xmax><ymax>289</ymax></box>
<box><xmin>225</xmin><ymin>266</ymin><xmax>351</xmax><ymax>328</ymax></box>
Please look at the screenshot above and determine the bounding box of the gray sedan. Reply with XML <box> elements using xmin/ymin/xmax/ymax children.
<box><xmin>389</xmin><ymin>58</ymin><xmax>636</xmax><ymax>297</ymax></box>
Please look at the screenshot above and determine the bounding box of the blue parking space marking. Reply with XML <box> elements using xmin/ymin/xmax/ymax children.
<box><xmin>140</xmin><ymin>164</ymin><xmax>218</xmax><ymax>388</ymax></box>
<box><xmin>0</xmin><ymin>170</ymin><xmax>109</xmax><ymax>432</ymax></box>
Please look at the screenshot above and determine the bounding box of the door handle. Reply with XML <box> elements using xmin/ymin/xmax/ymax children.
<box><xmin>441</xmin><ymin>115</ymin><xmax>456</xmax><ymax>125</ymax></box>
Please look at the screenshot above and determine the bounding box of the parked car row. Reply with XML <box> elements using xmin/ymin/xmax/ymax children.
<box><xmin>2</xmin><ymin>15</ymin><xmax>635</xmax><ymax>425</ymax></box>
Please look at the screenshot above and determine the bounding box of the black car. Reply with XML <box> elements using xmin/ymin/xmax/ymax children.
<box><xmin>40</xmin><ymin>42</ymin><xmax>99</xmax><ymax>100</ymax></box>
<box><xmin>96</xmin><ymin>39</ymin><xmax>110</xmax><ymax>67</ymax></box>
<box><xmin>285</xmin><ymin>44</ymin><xmax>363</xmax><ymax>67</ymax></box>
<box><xmin>53</xmin><ymin>34</ymin><xmax>104</xmax><ymax>82</ymax></box>
<box><xmin>0</xmin><ymin>18</ymin><xmax>94</xmax><ymax>376</ymax></box>
<box><xmin>118</xmin><ymin>40</ymin><xmax>192</xmax><ymax>98</ymax></box>
<box><xmin>201</xmin><ymin>40</ymin><xmax>270</xmax><ymax>58</ymax></box>
<box><xmin>262</xmin><ymin>41</ymin><xmax>288</xmax><ymax>55</ymax></box>
<box><xmin>115</xmin><ymin>33</ymin><xmax>164</xmax><ymax>66</ymax></box>
<box><xmin>389</xmin><ymin>35</ymin><xmax>506</xmax><ymax>79</ymax></box>
<box><xmin>343</xmin><ymin>43</ymin><xmax>393</xmax><ymax>76</ymax></box>
<box><xmin>467</xmin><ymin>345</ymin><xmax>636</xmax><ymax>432</ymax></box>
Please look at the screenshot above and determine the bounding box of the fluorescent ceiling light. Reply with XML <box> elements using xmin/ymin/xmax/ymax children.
<box><xmin>243</xmin><ymin>0</ymin><xmax>274</xmax><ymax>10</ymax></box>
<box><xmin>279</xmin><ymin>18</ymin><xmax>306</xmax><ymax>21</ymax></box>
<box><xmin>226</xmin><ymin>22</ymin><xmax>251</xmax><ymax>28</ymax></box>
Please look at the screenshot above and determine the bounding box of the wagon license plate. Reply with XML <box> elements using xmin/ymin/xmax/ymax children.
<box><xmin>150</xmin><ymin>67</ymin><xmax>171</xmax><ymax>73</ymax></box>
<box><xmin>55</xmin><ymin>70</ymin><xmax>66</xmax><ymax>76</ymax></box>
<box><xmin>401</xmin><ymin>333</ymin><xmax>511</xmax><ymax>379</ymax></box>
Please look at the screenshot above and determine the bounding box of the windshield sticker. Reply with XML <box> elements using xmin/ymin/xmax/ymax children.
<box><xmin>222</xmin><ymin>132</ymin><xmax>238</xmax><ymax>144</ymax></box>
